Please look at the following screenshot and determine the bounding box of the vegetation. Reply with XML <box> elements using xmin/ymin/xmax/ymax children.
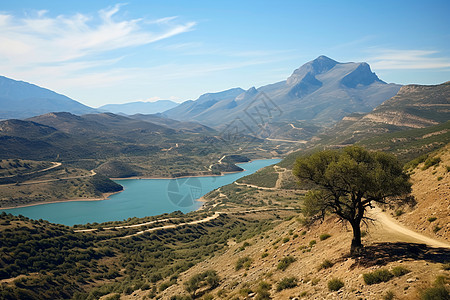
<box><xmin>237</xmin><ymin>166</ymin><xmax>278</xmax><ymax>188</ymax></box>
<box><xmin>293</xmin><ymin>146</ymin><xmax>412</xmax><ymax>254</ymax></box>
<box><xmin>391</xmin><ymin>266</ymin><xmax>410</xmax><ymax>277</ymax></box>
<box><xmin>235</xmin><ymin>256</ymin><xmax>253</xmax><ymax>271</ymax></box>
<box><xmin>0</xmin><ymin>211</ymin><xmax>276</xmax><ymax>299</ymax></box>
<box><xmin>318</xmin><ymin>259</ymin><xmax>334</xmax><ymax>271</ymax></box>
<box><xmin>276</xmin><ymin>277</ymin><xmax>298</xmax><ymax>291</ymax></box>
<box><xmin>277</xmin><ymin>256</ymin><xmax>296</xmax><ymax>271</ymax></box>
<box><xmin>327</xmin><ymin>278</ymin><xmax>344</xmax><ymax>291</ymax></box>
<box><xmin>319</xmin><ymin>233</ymin><xmax>331</xmax><ymax>241</ymax></box>
<box><xmin>363</xmin><ymin>269</ymin><xmax>394</xmax><ymax>285</ymax></box>
<box><xmin>184</xmin><ymin>270</ymin><xmax>220</xmax><ymax>298</ymax></box>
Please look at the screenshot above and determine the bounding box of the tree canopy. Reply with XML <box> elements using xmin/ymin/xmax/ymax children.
<box><xmin>293</xmin><ymin>146</ymin><xmax>412</xmax><ymax>254</ymax></box>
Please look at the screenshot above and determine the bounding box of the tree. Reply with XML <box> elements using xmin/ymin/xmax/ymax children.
<box><xmin>293</xmin><ymin>146</ymin><xmax>411</xmax><ymax>255</ymax></box>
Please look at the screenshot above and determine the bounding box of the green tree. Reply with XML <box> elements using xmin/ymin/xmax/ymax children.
<box><xmin>293</xmin><ymin>146</ymin><xmax>411</xmax><ymax>255</ymax></box>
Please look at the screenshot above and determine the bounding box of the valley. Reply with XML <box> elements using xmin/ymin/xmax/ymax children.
<box><xmin>0</xmin><ymin>56</ymin><xmax>449</xmax><ymax>300</ymax></box>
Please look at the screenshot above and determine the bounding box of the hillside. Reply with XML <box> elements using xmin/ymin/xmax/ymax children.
<box><xmin>0</xmin><ymin>158</ymin><xmax>122</xmax><ymax>208</ymax></box>
<box><xmin>0</xmin><ymin>75</ymin><xmax>96</xmax><ymax>119</ymax></box>
<box><xmin>320</xmin><ymin>81</ymin><xmax>450</xmax><ymax>147</ymax></box>
<box><xmin>391</xmin><ymin>144</ymin><xmax>450</xmax><ymax>243</ymax></box>
<box><xmin>155</xmin><ymin>146</ymin><xmax>450</xmax><ymax>300</ymax></box>
<box><xmin>164</xmin><ymin>56</ymin><xmax>401</xmax><ymax>140</ymax></box>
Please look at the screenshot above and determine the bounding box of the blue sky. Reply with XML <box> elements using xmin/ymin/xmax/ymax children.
<box><xmin>0</xmin><ymin>0</ymin><xmax>449</xmax><ymax>107</ymax></box>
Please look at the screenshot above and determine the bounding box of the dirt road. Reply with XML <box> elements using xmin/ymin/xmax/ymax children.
<box><xmin>369</xmin><ymin>206</ymin><xmax>450</xmax><ymax>248</ymax></box>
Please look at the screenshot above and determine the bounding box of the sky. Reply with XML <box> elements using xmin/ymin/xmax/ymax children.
<box><xmin>0</xmin><ymin>0</ymin><xmax>449</xmax><ymax>107</ymax></box>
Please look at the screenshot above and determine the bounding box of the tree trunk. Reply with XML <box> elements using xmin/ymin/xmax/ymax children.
<box><xmin>350</xmin><ymin>220</ymin><xmax>363</xmax><ymax>256</ymax></box>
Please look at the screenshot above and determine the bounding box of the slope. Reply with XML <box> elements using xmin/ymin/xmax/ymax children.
<box><xmin>0</xmin><ymin>75</ymin><xmax>96</xmax><ymax>119</ymax></box>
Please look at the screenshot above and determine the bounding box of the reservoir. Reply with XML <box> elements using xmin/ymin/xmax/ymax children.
<box><xmin>1</xmin><ymin>159</ymin><xmax>281</xmax><ymax>225</ymax></box>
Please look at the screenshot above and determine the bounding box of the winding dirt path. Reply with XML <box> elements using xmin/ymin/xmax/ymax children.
<box><xmin>369</xmin><ymin>206</ymin><xmax>450</xmax><ymax>248</ymax></box>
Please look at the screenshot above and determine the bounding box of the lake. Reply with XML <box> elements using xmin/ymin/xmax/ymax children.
<box><xmin>1</xmin><ymin>159</ymin><xmax>281</xmax><ymax>225</ymax></box>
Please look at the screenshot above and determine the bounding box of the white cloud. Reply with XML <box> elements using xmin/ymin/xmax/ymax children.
<box><xmin>367</xmin><ymin>49</ymin><xmax>450</xmax><ymax>70</ymax></box>
<box><xmin>0</xmin><ymin>5</ymin><xmax>196</xmax><ymax>71</ymax></box>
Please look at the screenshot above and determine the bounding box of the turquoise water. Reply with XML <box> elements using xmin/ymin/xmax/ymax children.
<box><xmin>1</xmin><ymin>159</ymin><xmax>280</xmax><ymax>225</ymax></box>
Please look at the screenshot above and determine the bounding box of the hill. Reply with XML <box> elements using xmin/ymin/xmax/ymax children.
<box><xmin>319</xmin><ymin>81</ymin><xmax>450</xmax><ymax>147</ymax></box>
<box><xmin>164</xmin><ymin>56</ymin><xmax>401</xmax><ymax>140</ymax></box>
<box><xmin>99</xmin><ymin>100</ymin><xmax>179</xmax><ymax>115</ymax></box>
<box><xmin>0</xmin><ymin>75</ymin><xmax>96</xmax><ymax>119</ymax></box>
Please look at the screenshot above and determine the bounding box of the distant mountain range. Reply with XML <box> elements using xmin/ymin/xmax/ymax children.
<box><xmin>164</xmin><ymin>56</ymin><xmax>402</xmax><ymax>140</ymax></box>
<box><xmin>0</xmin><ymin>76</ymin><xmax>96</xmax><ymax>119</ymax></box>
<box><xmin>99</xmin><ymin>100</ymin><xmax>179</xmax><ymax>115</ymax></box>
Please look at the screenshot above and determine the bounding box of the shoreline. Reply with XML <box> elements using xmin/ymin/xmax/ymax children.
<box><xmin>0</xmin><ymin>158</ymin><xmax>280</xmax><ymax>214</ymax></box>
<box><xmin>112</xmin><ymin>158</ymin><xmax>280</xmax><ymax>181</ymax></box>
<box><xmin>0</xmin><ymin>191</ymin><xmax>121</xmax><ymax>210</ymax></box>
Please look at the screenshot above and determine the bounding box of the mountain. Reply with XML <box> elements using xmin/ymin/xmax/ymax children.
<box><xmin>163</xmin><ymin>56</ymin><xmax>401</xmax><ymax>140</ymax></box>
<box><xmin>0</xmin><ymin>75</ymin><xmax>96</xmax><ymax>119</ymax></box>
<box><xmin>99</xmin><ymin>100</ymin><xmax>179</xmax><ymax>115</ymax></box>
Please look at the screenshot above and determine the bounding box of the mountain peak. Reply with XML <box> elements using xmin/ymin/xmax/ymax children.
<box><xmin>287</xmin><ymin>56</ymin><xmax>339</xmax><ymax>85</ymax></box>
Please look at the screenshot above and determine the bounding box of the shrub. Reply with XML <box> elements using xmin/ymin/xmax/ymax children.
<box><xmin>319</xmin><ymin>233</ymin><xmax>331</xmax><ymax>241</ymax></box>
<box><xmin>427</xmin><ymin>217</ymin><xmax>437</xmax><ymax>222</ymax></box>
<box><xmin>383</xmin><ymin>291</ymin><xmax>395</xmax><ymax>300</ymax></box>
<box><xmin>433</xmin><ymin>225</ymin><xmax>442</xmax><ymax>233</ymax></box>
<box><xmin>184</xmin><ymin>270</ymin><xmax>220</xmax><ymax>297</ymax></box>
<box><xmin>437</xmin><ymin>176</ymin><xmax>443</xmax><ymax>181</ymax></box>
<box><xmin>391</xmin><ymin>266</ymin><xmax>410</xmax><ymax>277</ymax></box>
<box><xmin>235</xmin><ymin>256</ymin><xmax>253</xmax><ymax>271</ymax></box>
<box><xmin>363</xmin><ymin>269</ymin><xmax>394</xmax><ymax>285</ymax></box>
<box><xmin>311</xmin><ymin>278</ymin><xmax>320</xmax><ymax>286</ymax></box>
<box><xmin>420</xmin><ymin>286</ymin><xmax>449</xmax><ymax>300</ymax></box>
<box><xmin>327</xmin><ymin>278</ymin><xmax>344</xmax><ymax>291</ymax></box>
<box><xmin>422</xmin><ymin>157</ymin><xmax>441</xmax><ymax>170</ymax></box>
<box><xmin>277</xmin><ymin>256</ymin><xmax>296</xmax><ymax>271</ymax></box>
<box><xmin>255</xmin><ymin>281</ymin><xmax>271</xmax><ymax>300</ymax></box>
<box><xmin>395</xmin><ymin>209</ymin><xmax>404</xmax><ymax>217</ymax></box>
<box><xmin>309</xmin><ymin>240</ymin><xmax>316</xmax><ymax>247</ymax></box>
<box><xmin>318</xmin><ymin>259</ymin><xmax>334</xmax><ymax>271</ymax></box>
<box><xmin>261</xmin><ymin>252</ymin><xmax>269</xmax><ymax>258</ymax></box>
<box><xmin>282</xmin><ymin>237</ymin><xmax>290</xmax><ymax>243</ymax></box>
<box><xmin>276</xmin><ymin>277</ymin><xmax>298</xmax><ymax>291</ymax></box>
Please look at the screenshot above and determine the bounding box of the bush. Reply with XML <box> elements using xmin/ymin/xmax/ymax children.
<box><xmin>261</xmin><ymin>252</ymin><xmax>269</xmax><ymax>258</ymax></box>
<box><xmin>383</xmin><ymin>291</ymin><xmax>395</xmax><ymax>300</ymax></box>
<box><xmin>276</xmin><ymin>277</ymin><xmax>298</xmax><ymax>291</ymax></box>
<box><xmin>236</xmin><ymin>256</ymin><xmax>253</xmax><ymax>271</ymax></box>
<box><xmin>277</xmin><ymin>256</ymin><xmax>296</xmax><ymax>271</ymax></box>
<box><xmin>318</xmin><ymin>259</ymin><xmax>334</xmax><ymax>271</ymax></box>
<box><xmin>427</xmin><ymin>217</ymin><xmax>437</xmax><ymax>222</ymax></box>
<box><xmin>433</xmin><ymin>225</ymin><xmax>442</xmax><ymax>233</ymax></box>
<box><xmin>319</xmin><ymin>233</ymin><xmax>331</xmax><ymax>241</ymax></box>
<box><xmin>309</xmin><ymin>240</ymin><xmax>316</xmax><ymax>247</ymax></box>
<box><xmin>327</xmin><ymin>278</ymin><xmax>344</xmax><ymax>291</ymax></box>
<box><xmin>395</xmin><ymin>209</ymin><xmax>404</xmax><ymax>217</ymax></box>
<box><xmin>255</xmin><ymin>281</ymin><xmax>271</xmax><ymax>300</ymax></box>
<box><xmin>422</xmin><ymin>157</ymin><xmax>441</xmax><ymax>170</ymax></box>
<box><xmin>420</xmin><ymin>286</ymin><xmax>449</xmax><ymax>300</ymax></box>
<box><xmin>391</xmin><ymin>266</ymin><xmax>410</xmax><ymax>277</ymax></box>
<box><xmin>184</xmin><ymin>270</ymin><xmax>220</xmax><ymax>297</ymax></box>
<box><xmin>363</xmin><ymin>269</ymin><xmax>394</xmax><ymax>285</ymax></box>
